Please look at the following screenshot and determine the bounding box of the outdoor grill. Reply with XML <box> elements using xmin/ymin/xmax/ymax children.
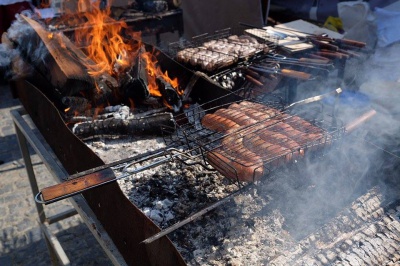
<box><xmin>5</xmin><ymin>4</ymin><xmax>400</xmax><ymax>265</ymax></box>
<box><xmin>12</xmin><ymin>48</ymin><xmax>378</xmax><ymax>264</ymax></box>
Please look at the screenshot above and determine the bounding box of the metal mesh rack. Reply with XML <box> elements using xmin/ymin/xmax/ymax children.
<box><xmin>168</xmin><ymin>27</ymin><xmax>279</xmax><ymax>73</ymax></box>
<box><xmin>161</xmin><ymin>89</ymin><xmax>346</xmax><ymax>184</ymax></box>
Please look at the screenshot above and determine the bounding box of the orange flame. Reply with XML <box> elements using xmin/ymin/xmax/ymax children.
<box><xmin>59</xmin><ymin>0</ymin><xmax>180</xmax><ymax>109</ymax></box>
<box><xmin>70</xmin><ymin>0</ymin><xmax>140</xmax><ymax>77</ymax></box>
<box><xmin>141</xmin><ymin>50</ymin><xmax>181</xmax><ymax>97</ymax></box>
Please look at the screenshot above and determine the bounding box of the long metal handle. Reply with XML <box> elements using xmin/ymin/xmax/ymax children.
<box><xmin>345</xmin><ymin>109</ymin><xmax>376</xmax><ymax>133</ymax></box>
<box><xmin>36</xmin><ymin>148</ymin><xmax>181</xmax><ymax>204</ymax></box>
<box><xmin>284</xmin><ymin>88</ymin><xmax>342</xmax><ymax>110</ymax></box>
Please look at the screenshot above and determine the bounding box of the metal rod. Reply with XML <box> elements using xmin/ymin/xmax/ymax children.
<box><xmin>39</xmin><ymin>221</ymin><xmax>71</xmax><ymax>265</ymax></box>
<box><xmin>284</xmin><ymin>88</ymin><xmax>342</xmax><ymax>111</ymax></box>
<box><xmin>141</xmin><ymin>183</ymin><xmax>255</xmax><ymax>245</ymax></box>
<box><xmin>46</xmin><ymin>209</ymin><xmax>78</xmax><ymax>225</ymax></box>
<box><xmin>14</xmin><ymin>120</ymin><xmax>47</xmax><ymax>223</ymax></box>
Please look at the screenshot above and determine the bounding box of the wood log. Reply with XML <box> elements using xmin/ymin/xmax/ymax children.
<box><xmin>13</xmin><ymin>15</ymin><xmax>117</xmax><ymax>105</ymax></box>
<box><xmin>62</xmin><ymin>96</ymin><xmax>89</xmax><ymax>116</ymax></box>
<box><xmin>156</xmin><ymin>77</ymin><xmax>182</xmax><ymax>112</ymax></box>
<box><xmin>72</xmin><ymin>112</ymin><xmax>176</xmax><ymax>138</ymax></box>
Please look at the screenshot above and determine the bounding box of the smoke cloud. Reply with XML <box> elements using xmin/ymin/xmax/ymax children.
<box><xmin>0</xmin><ymin>16</ymin><xmax>48</xmax><ymax>80</ymax></box>
<box><xmin>254</xmin><ymin>12</ymin><xmax>400</xmax><ymax>247</ymax></box>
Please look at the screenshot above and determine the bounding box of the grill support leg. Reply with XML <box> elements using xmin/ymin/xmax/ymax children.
<box><xmin>13</xmin><ymin>109</ymin><xmax>73</xmax><ymax>266</ymax></box>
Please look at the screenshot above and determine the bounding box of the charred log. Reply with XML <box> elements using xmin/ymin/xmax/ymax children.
<box><xmin>119</xmin><ymin>72</ymin><xmax>149</xmax><ymax>104</ymax></box>
<box><xmin>9</xmin><ymin>15</ymin><xmax>118</xmax><ymax>107</ymax></box>
<box><xmin>117</xmin><ymin>45</ymin><xmax>151</xmax><ymax>106</ymax></box>
<box><xmin>62</xmin><ymin>96</ymin><xmax>90</xmax><ymax>115</ymax></box>
<box><xmin>72</xmin><ymin>112</ymin><xmax>176</xmax><ymax>138</ymax></box>
<box><xmin>156</xmin><ymin>77</ymin><xmax>182</xmax><ymax>112</ymax></box>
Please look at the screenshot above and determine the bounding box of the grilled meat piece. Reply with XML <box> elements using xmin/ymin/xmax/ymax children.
<box><xmin>202</xmin><ymin>101</ymin><xmax>328</xmax><ymax>181</ymax></box>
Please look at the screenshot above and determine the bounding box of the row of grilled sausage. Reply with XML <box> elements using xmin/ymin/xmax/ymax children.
<box><xmin>201</xmin><ymin>101</ymin><xmax>328</xmax><ymax>182</ymax></box>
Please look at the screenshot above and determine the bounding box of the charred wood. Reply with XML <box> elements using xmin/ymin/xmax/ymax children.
<box><xmin>72</xmin><ymin>112</ymin><xmax>176</xmax><ymax>138</ymax></box>
<box><xmin>10</xmin><ymin>15</ymin><xmax>118</xmax><ymax>107</ymax></box>
<box><xmin>118</xmin><ymin>72</ymin><xmax>149</xmax><ymax>104</ymax></box>
<box><xmin>68</xmin><ymin>116</ymin><xmax>93</xmax><ymax>123</ymax></box>
<box><xmin>64</xmin><ymin>104</ymin><xmax>130</xmax><ymax>123</ymax></box>
<box><xmin>117</xmin><ymin>45</ymin><xmax>151</xmax><ymax>106</ymax></box>
<box><xmin>62</xmin><ymin>96</ymin><xmax>89</xmax><ymax>115</ymax></box>
<box><xmin>156</xmin><ymin>77</ymin><xmax>182</xmax><ymax>112</ymax></box>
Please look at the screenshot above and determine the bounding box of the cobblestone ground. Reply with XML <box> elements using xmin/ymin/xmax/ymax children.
<box><xmin>0</xmin><ymin>84</ymin><xmax>111</xmax><ymax>265</ymax></box>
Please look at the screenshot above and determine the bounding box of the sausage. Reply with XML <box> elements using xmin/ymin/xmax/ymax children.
<box><xmin>243</xmin><ymin>133</ymin><xmax>290</xmax><ymax>166</ymax></box>
<box><xmin>258</xmin><ymin>129</ymin><xmax>305</xmax><ymax>160</ymax></box>
<box><xmin>221</xmin><ymin>123</ymin><xmax>267</xmax><ymax>147</ymax></box>
<box><xmin>239</xmin><ymin>101</ymin><xmax>280</xmax><ymax>117</ymax></box>
<box><xmin>269</xmin><ymin>122</ymin><xmax>326</xmax><ymax>151</ymax></box>
<box><xmin>229</xmin><ymin>102</ymin><xmax>276</xmax><ymax>121</ymax></box>
<box><xmin>214</xmin><ymin>108</ymin><xmax>258</xmax><ymax>126</ymax></box>
<box><xmin>202</xmin><ymin>100</ymin><xmax>328</xmax><ymax>181</ymax></box>
<box><xmin>207</xmin><ymin>149</ymin><xmax>264</xmax><ymax>182</ymax></box>
<box><xmin>201</xmin><ymin>113</ymin><xmax>240</xmax><ymax>132</ymax></box>
<box><xmin>284</xmin><ymin>116</ymin><xmax>323</xmax><ymax>135</ymax></box>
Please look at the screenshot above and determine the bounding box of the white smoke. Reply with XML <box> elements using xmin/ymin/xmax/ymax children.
<box><xmin>0</xmin><ymin>15</ymin><xmax>48</xmax><ymax>80</ymax></box>
<box><xmin>255</xmin><ymin>6</ymin><xmax>400</xmax><ymax>244</ymax></box>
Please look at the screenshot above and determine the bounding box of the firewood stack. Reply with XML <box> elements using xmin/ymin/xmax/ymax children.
<box><xmin>5</xmin><ymin>15</ymin><xmax>180</xmax><ymax>138</ymax></box>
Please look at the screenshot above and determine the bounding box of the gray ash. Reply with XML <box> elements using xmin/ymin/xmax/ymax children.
<box><xmin>84</xmin><ymin>111</ymin><xmax>400</xmax><ymax>265</ymax></box>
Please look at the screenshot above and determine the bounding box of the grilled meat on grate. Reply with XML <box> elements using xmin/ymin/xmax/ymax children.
<box><xmin>202</xmin><ymin>101</ymin><xmax>329</xmax><ymax>182</ymax></box>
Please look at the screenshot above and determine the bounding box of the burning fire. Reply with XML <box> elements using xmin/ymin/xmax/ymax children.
<box><xmin>58</xmin><ymin>0</ymin><xmax>181</xmax><ymax>112</ymax></box>
<box><xmin>71</xmin><ymin>0</ymin><xmax>140</xmax><ymax>77</ymax></box>
<box><xmin>141</xmin><ymin>50</ymin><xmax>180</xmax><ymax>97</ymax></box>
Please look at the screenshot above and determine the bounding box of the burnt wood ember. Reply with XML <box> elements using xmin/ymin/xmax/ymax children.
<box><xmin>156</xmin><ymin>77</ymin><xmax>182</xmax><ymax>112</ymax></box>
<box><xmin>118</xmin><ymin>72</ymin><xmax>149</xmax><ymax>104</ymax></box>
<box><xmin>62</xmin><ymin>96</ymin><xmax>89</xmax><ymax>116</ymax></box>
<box><xmin>64</xmin><ymin>104</ymin><xmax>130</xmax><ymax>122</ymax></box>
<box><xmin>10</xmin><ymin>16</ymin><xmax>185</xmax><ymax>121</ymax></box>
<box><xmin>119</xmin><ymin>46</ymin><xmax>150</xmax><ymax>104</ymax></box>
<box><xmin>72</xmin><ymin>112</ymin><xmax>176</xmax><ymax>138</ymax></box>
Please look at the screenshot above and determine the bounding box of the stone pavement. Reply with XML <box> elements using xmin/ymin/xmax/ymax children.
<box><xmin>0</xmin><ymin>83</ymin><xmax>112</xmax><ymax>265</ymax></box>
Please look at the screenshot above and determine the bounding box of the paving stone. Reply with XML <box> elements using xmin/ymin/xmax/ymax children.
<box><xmin>315</xmin><ymin>253</ymin><xmax>329</xmax><ymax>264</ymax></box>
<box><xmin>344</xmin><ymin>254</ymin><xmax>363</xmax><ymax>266</ymax></box>
<box><xmin>0</xmin><ymin>184</ymin><xmax>13</xmax><ymax>195</ymax></box>
<box><xmin>325</xmin><ymin>250</ymin><xmax>337</xmax><ymax>262</ymax></box>
<box><xmin>25</xmin><ymin>227</ymin><xmax>43</xmax><ymax>243</ymax></box>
